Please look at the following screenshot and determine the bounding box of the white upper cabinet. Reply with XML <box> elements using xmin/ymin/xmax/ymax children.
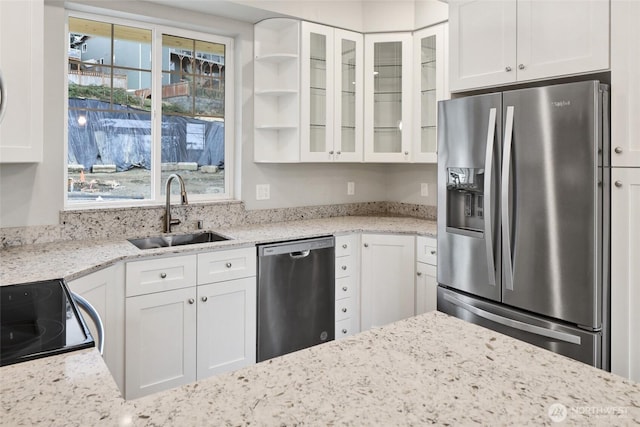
<box><xmin>412</xmin><ymin>23</ymin><xmax>447</xmax><ymax>163</ymax></box>
<box><xmin>449</xmin><ymin>0</ymin><xmax>610</xmax><ymax>92</ymax></box>
<box><xmin>254</xmin><ymin>19</ymin><xmax>301</xmax><ymax>163</ymax></box>
<box><xmin>333</xmin><ymin>29</ymin><xmax>364</xmax><ymax>162</ymax></box>
<box><xmin>364</xmin><ymin>33</ymin><xmax>413</xmax><ymax>162</ymax></box>
<box><xmin>301</xmin><ymin>23</ymin><xmax>363</xmax><ymax>162</ymax></box>
<box><xmin>0</xmin><ymin>0</ymin><xmax>43</xmax><ymax>163</ymax></box>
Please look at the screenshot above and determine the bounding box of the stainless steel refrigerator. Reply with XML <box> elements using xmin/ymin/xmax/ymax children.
<box><xmin>436</xmin><ymin>80</ymin><xmax>610</xmax><ymax>369</ymax></box>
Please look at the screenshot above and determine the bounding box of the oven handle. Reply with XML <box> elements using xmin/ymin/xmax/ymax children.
<box><xmin>72</xmin><ymin>293</ymin><xmax>105</xmax><ymax>355</ymax></box>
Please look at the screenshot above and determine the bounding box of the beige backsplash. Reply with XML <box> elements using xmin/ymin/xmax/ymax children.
<box><xmin>0</xmin><ymin>201</ymin><xmax>436</xmax><ymax>248</ymax></box>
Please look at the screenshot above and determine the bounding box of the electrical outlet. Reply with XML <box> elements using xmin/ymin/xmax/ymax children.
<box><xmin>347</xmin><ymin>182</ymin><xmax>355</xmax><ymax>195</ymax></box>
<box><xmin>256</xmin><ymin>184</ymin><xmax>270</xmax><ymax>200</ymax></box>
<box><xmin>421</xmin><ymin>183</ymin><xmax>429</xmax><ymax>197</ymax></box>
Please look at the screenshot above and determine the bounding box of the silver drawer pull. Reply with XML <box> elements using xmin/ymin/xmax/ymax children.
<box><xmin>342</xmin><ymin>329</ymin><xmax>348</xmax><ymax>334</ymax></box>
<box><xmin>226</xmin><ymin>262</ymin><xmax>232</xmax><ymax>268</ymax></box>
<box><xmin>430</xmin><ymin>250</ymin><xmax>436</xmax><ymax>255</ymax></box>
<box><xmin>341</xmin><ymin>265</ymin><xmax>347</xmax><ymax>271</ymax></box>
<box><xmin>342</xmin><ymin>244</ymin><xmax>348</xmax><ymax>249</ymax></box>
<box><xmin>341</xmin><ymin>308</ymin><xmax>347</xmax><ymax>313</ymax></box>
<box><xmin>342</xmin><ymin>286</ymin><xmax>348</xmax><ymax>292</ymax></box>
<box><xmin>201</xmin><ymin>296</ymin><xmax>208</xmax><ymax>302</ymax></box>
<box><xmin>188</xmin><ymin>298</ymin><xmax>195</xmax><ymax>304</ymax></box>
<box><xmin>160</xmin><ymin>272</ymin><xmax>167</xmax><ymax>279</ymax></box>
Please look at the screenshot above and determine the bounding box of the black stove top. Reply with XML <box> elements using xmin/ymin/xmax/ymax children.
<box><xmin>0</xmin><ymin>279</ymin><xmax>95</xmax><ymax>367</ymax></box>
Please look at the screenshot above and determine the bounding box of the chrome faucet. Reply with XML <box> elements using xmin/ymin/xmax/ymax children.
<box><xmin>164</xmin><ymin>174</ymin><xmax>188</xmax><ymax>233</ymax></box>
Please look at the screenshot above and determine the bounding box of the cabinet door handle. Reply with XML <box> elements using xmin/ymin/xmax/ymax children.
<box><xmin>342</xmin><ymin>286</ymin><xmax>348</xmax><ymax>292</ymax></box>
<box><xmin>417</xmin><ymin>271</ymin><xmax>423</xmax><ymax>277</ymax></box>
<box><xmin>342</xmin><ymin>244</ymin><xmax>348</xmax><ymax>249</ymax></box>
<box><xmin>505</xmin><ymin>66</ymin><xmax>512</xmax><ymax>72</ymax></box>
<box><xmin>342</xmin><ymin>308</ymin><xmax>347</xmax><ymax>313</ymax></box>
<box><xmin>404</xmin><ymin>151</ymin><xmax>409</xmax><ymax>155</ymax></box>
<box><xmin>342</xmin><ymin>328</ymin><xmax>348</xmax><ymax>334</ymax></box>
<box><xmin>336</xmin><ymin>151</ymin><xmax>341</xmax><ymax>155</ymax></box>
<box><xmin>364</xmin><ymin>243</ymin><xmax>369</xmax><ymax>248</ymax></box>
<box><xmin>615</xmin><ymin>146</ymin><xmax>623</xmax><ymax>154</ymax></box>
<box><xmin>430</xmin><ymin>250</ymin><xmax>436</xmax><ymax>255</ymax></box>
<box><xmin>329</xmin><ymin>150</ymin><xmax>334</xmax><ymax>155</ymax></box>
<box><xmin>188</xmin><ymin>298</ymin><xmax>195</xmax><ymax>304</ymax></box>
<box><xmin>160</xmin><ymin>272</ymin><xmax>167</xmax><ymax>279</ymax></box>
<box><xmin>226</xmin><ymin>262</ymin><xmax>232</xmax><ymax>268</ymax></box>
<box><xmin>615</xmin><ymin>181</ymin><xmax>623</xmax><ymax>188</ymax></box>
<box><xmin>341</xmin><ymin>265</ymin><xmax>347</xmax><ymax>271</ymax></box>
<box><xmin>201</xmin><ymin>296</ymin><xmax>208</xmax><ymax>302</ymax></box>
<box><xmin>518</xmin><ymin>64</ymin><xmax>525</xmax><ymax>70</ymax></box>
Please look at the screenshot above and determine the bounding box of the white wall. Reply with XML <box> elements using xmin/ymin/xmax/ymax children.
<box><xmin>415</xmin><ymin>0</ymin><xmax>448</xmax><ymax>29</ymax></box>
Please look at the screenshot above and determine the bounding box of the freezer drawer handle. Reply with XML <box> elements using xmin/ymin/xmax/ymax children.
<box><xmin>443</xmin><ymin>293</ymin><xmax>581</xmax><ymax>345</ymax></box>
<box><xmin>289</xmin><ymin>250</ymin><xmax>311</xmax><ymax>259</ymax></box>
<box><xmin>484</xmin><ymin>107</ymin><xmax>497</xmax><ymax>287</ymax></box>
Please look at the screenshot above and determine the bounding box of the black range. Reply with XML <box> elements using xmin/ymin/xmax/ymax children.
<box><xmin>0</xmin><ymin>279</ymin><xmax>94</xmax><ymax>366</ymax></box>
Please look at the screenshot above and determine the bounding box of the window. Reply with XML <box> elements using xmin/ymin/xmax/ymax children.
<box><xmin>66</xmin><ymin>15</ymin><xmax>233</xmax><ymax>206</ymax></box>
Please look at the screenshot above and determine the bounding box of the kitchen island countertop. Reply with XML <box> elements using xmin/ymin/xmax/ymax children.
<box><xmin>0</xmin><ymin>215</ymin><xmax>436</xmax><ymax>285</ymax></box>
<box><xmin>2</xmin><ymin>311</ymin><xmax>639</xmax><ymax>426</ymax></box>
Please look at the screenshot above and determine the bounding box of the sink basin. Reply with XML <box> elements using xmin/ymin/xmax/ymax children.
<box><xmin>128</xmin><ymin>231</ymin><xmax>231</xmax><ymax>250</ymax></box>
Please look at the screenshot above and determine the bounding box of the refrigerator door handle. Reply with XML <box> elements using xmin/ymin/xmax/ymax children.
<box><xmin>484</xmin><ymin>108</ymin><xmax>497</xmax><ymax>286</ymax></box>
<box><xmin>501</xmin><ymin>106</ymin><xmax>515</xmax><ymax>291</ymax></box>
<box><xmin>443</xmin><ymin>292</ymin><xmax>582</xmax><ymax>345</ymax></box>
<box><xmin>0</xmin><ymin>70</ymin><xmax>6</xmax><ymax>124</ymax></box>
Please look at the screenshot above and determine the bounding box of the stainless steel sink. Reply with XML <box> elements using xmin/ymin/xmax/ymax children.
<box><xmin>128</xmin><ymin>231</ymin><xmax>231</xmax><ymax>250</ymax></box>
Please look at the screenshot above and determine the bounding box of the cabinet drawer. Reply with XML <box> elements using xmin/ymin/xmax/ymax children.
<box><xmin>197</xmin><ymin>247</ymin><xmax>256</xmax><ymax>285</ymax></box>
<box><xmin>416</xmin><ymin>236</ymin><xmax>437</xmax><ymax>265</ymax></box>
<box><xmin>335</xmin><ymin>235</ymin><xmax>355</xmax><ymax>257</ymax></box>
<box><xmin>335</xmin><ymin>297</ymin><xmax>355</xmax><ymax>321</ymax></box>
<box><xmin>335</xmin><ymin>256</ymin><xmax>353</xmax><ymax>278</ymax></box>
<box><xmin>335</xmin><ymin>318</ymin><xmax>356</xmax><ymax>340</ymax></box>
<box><xmin>126</xmin><ymin>255</ymin><xmax>196</xmax><ymax>297</ymax></box>
<box><xmin>335</xmin><ymin>277</ymin><xmax>355</xmax><ymax>300</ymax></box>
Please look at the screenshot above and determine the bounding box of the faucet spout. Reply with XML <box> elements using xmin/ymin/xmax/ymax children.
<box><xmin>165</xmin><ymin>173</ymin><xmax>189</xmax><ymax>233</ymax></box>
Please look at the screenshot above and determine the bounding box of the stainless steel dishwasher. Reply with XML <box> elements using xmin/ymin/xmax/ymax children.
<box><xmin>257</xmin><ymin>236</ymin><xmax>335</xmax><ymax>362</ymax></box>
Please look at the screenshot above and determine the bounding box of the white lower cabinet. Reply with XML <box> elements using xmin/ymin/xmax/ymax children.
<box><xmin>196</xmin><ymin>277</ymin><xmax>256</xmax><ymax>379</ymax></box>
<box><xmin>415</xmin><ymin>236</ymin><xmax>438</xmax><ymax>315</ymax></box>
<box><xmin>611</xmin><ymin>168</ymin><xmax>640</xmax><ymax>382</ymax></box>
<box><xmin>334</xmin><ymin>234</ymin><xmax>360</xmax><ymax>339</ymax></box>
<box><xmin>67</xmin><ymin>264</ymin><xmax>125</xmax><ymax>392</ymax></box>
<box><xmin>125</xmin><ymin>286</ymin><xmax>197</xmax><ymax>400</ymax></box>
<box><xmin>125</xmin><ymin>247</ymin><xmax>257</xmax><ymax>399</ymax></box>
<box><xmin>360</xmin><ymin>234</ymin><xmax>416</xmax><ymax>330</ymax></box>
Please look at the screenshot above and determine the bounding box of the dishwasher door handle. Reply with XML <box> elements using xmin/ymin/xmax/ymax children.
<box><xmin>289</xmin><ymin>250</ymin><xmax>311</xmax><ymax>259</ymax></box>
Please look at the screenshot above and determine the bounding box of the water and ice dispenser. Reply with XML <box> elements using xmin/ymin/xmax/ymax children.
<box><xmin>446</xmin><ymin>167</ymin><xmax>485</xmax><ymax>236</ymax></box>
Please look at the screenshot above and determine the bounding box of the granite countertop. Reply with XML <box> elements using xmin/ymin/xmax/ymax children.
<box><xmin>0</xmin><ymin>216</ymin><xmax>436</xmax><ymax>285</ymax></box>
<box><xmin>2</xmin><ymin>312</ymin><xmax>639</xmax><ymax>426</ymax></box>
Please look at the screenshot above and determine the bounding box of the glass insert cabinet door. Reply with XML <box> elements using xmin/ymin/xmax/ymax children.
<box><xmin>364</xmin><ymin>33</ymin><xmax>413</xmax><ymax>162</ymax></box>
<box><xmin>412</xmin><ymin>24</ymin><xmax>446</xmax><ymax>163</ymax></box>
<box><xmin>301</xmin><ymin>23</ymin><xmax>363</xmax><ymax>162</ymax></box>
<box><xmin>301</xmin><ymin>22</ymin><xmax>334</xmax><ymax>162</ymax></box>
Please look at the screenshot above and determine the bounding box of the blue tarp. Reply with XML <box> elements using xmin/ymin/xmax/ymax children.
<box><xmin>68</xmin><ymin>99</ymin><xmax>224</xmax><ymax>172</ymax></box>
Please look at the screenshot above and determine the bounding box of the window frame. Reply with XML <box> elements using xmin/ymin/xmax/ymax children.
<box><xmin>64</xmin><ymin>11</ymin><xmax>235</xmax><ymax>209</ymax></box>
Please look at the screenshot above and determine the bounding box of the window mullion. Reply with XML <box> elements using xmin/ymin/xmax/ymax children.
<box><xmin>151</xmin><ymin>28</ymin><xmax>163</xmax><ymax>203</ymax></box>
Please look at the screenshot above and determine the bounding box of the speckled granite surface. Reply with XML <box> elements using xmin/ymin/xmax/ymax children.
<box><xmin>0</xmin><ymin>201</ymin><xmax>436</xmax><ymax>248</ymax></box>
<box><xmin>0</xmin><ymin>216</ymin><xmax>436</xmax><ymax>285</ymax></box>
<box><xmin>1</xmin><ymin>312</ymin><xmax>639</xmax><ymax>426</ymax></box>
